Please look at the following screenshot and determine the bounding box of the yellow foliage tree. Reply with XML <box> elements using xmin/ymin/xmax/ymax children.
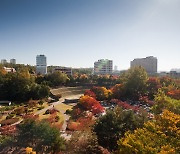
<box><xmin>26</xmin><ymin>147</ymin><xmax>36</xmax><ymax>154</ymax></box>
<box><xmin>117</xmin><ymin>110</ymin><xmax>180</xmax><ymax>154</ymax></box>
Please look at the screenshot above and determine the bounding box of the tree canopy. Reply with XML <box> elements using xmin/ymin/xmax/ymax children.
<box><xmin>17</xmin><ymin>119</ymin><xmax>65</xmax><ymax>153</ymax></box>
<box><xmin>122</xmin><ymin>66</ymin><xmax>148</xmax><ymax>100</ymax></box>
<box><xmin>117</xmin><ymin>110</ymin><xmax>180</xmax><ymax>154</ymax></box>
<box><xmin>94</xmin><ymin>107</ymin><xmax>147</xmax><ymax>151</ymax></box>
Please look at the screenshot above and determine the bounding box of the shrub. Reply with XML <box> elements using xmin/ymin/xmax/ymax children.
<box><xmin>28</xmin><ymin>100</ymin><xmax>38</xmax><ymax>108</ymax></box>
<box><xmin>0</xmin><ymin>114</ymin><xmax>3</xmax><ymax>119</ymax></box>
<box><xmin>167</xmin><ymin>89</ymin><xmax>180</xmax><ymax>100</ymax></box>
<box><xmin>38</xmin><ymin>100</ymin><xmax>44</xmax><ymax>106</ymax></box>
<box><xmin>55</xmin><ymin>115</ymin><xmax>60</xmax><ymax>122</ymax></box>
<box><xmin>14</xmin><ymin>107</ymin><xmax>25</xmax><ymax>115</ymax></box>
<box><xmin>4</xmin><ymin>106</ymin><xmax>15</xmax><ymax>111</ymax></box>
<box><xmin>67</xmin><ymin>121</ymin><xmax>80</xmax><ymax>131</ymax></box>
<box><xmin>0</xmin><ymin>118</ymin><xmax>19</xmax><ymax>126</ymax></box>
<box><xmin>37</xmin><ymin>106</ymin><xmax>44</xmax><ymax>110</ymax></box>
<box><xmin>65</xmin><ymin>109</ymin><xmax>72</xmax><ymax>115</ymax></box>
<box><xmin>45</xmin><ymin>108</ymin><xmax>59</xmax><ymax>114</ymax></box>
<box><xmin>49</xmin><ymin>108</ymin><xmax>59</xmax><ymax>114</ymax></box>
<box><xmin>6</xmin><ymin>114</ymin><xmax>14</xmax><ymax>119</ymax></box>
<box><xmin>22</xmin><ymin>114</ymin><xmax>39</xmax><ymax>120</ymax></box>
<box><xmin>45</xmin><ymin>109</ymin><xmax>50</xmax><ymax>114</ymax></box>
<box><xmin>55</xmin><ymin>94</ymin><xmax>62</xmax><ymax>99</ymax></box>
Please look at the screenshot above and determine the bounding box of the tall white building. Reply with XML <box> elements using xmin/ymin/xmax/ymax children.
<box><xmin>94</xmin><ymin>59</ymin><xmax>113</xmax><ymax>75</ymax></box>
<box><xmin>1</xmin><ymin>59</ymin><xmax>7</xmax><ymax>64</ymax></box>
<box><xmin>36</xmin><ymin>55</ymin><xmax>47</xmax><ymax>74</ymax></box>
<box><xmin>130</xmin><ymin>56</ymin><xmax>157</xmax><ymax>74</ymax></box>
<box><xmin>10</xmin><ymin>59</ymin><xmax>16</xmax><ymax>64</ymax></box>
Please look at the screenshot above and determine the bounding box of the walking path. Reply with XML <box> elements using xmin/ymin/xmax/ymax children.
<box><xmin>12</xmin><ymin>94</ymin><xmax>83</xmax><ymax>140</ymax></box>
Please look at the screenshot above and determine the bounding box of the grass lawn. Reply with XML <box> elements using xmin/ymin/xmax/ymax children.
<box><xmin>38</xmin><ymin>110</ymin><xmax>64</xmax><ymax>124</ymax></box>
<box><xmin>0</xmin><ymin>115</ymin><xmax>6</xmax><ymax>123</ymax></box>
<box><xmin>51</xmin><ymin>86</ymin><xmax>87</xmax><ymax>97</ymax></box>
<box><xmin>55</xmin><ymin>103</ymin><xmax>73</xmax><ymax>112</ymax></box>
<box><xmin>37</xmin><ymin>103</ymin><xmax>72</xmax><ymax>128</ymax></box>
<box><xmin>32</xmin><ymin>102</ymin><xmax>50</xmax><ymax>113</ymax></box>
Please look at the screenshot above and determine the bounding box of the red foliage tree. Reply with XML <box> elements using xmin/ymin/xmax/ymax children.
<box><xmin>0</xmin><ymin>125</ymin><xmax>16</xmax><ymax>135</ymax></box>
<box><xmin>139</xmin><ymin>95</ymin><xmax>155</xmax><ymax>106</ymax></box>
<box><xmin>117</xmin><ymin>101</ymin><xmax>139</xmax><ymax>112</ymax></box>
<box><xmin>67</xmin><ymin>121</ymin><xmax>80</xmax><ymax>131</ymax></box>
<box><xmin>147</xmin><ymin>77</ymin><xmax>161</xmax><ymax>99</ymax></box>
<box><xmin>79</xmin><ymin>95</ymin><xmax>104</xmax><ymax>114</ymax></box>
<box><xmin>167</xmin><ymin>89</ymin><xmax>180</xmax><ymax>100</ymax></box>
<box><xmin>47</xmin><ymin>112</ymin><xmax>58</xmax><ymax>123</ymax></box>
<box><xmin>77</xmin><ymin>114</ymin><xmax>95</xmax><ymax>130</ymax></box>
<box><xmin>84</xmin><ymin>90</ymin><xmax>96</xmax><ymax>98</ymax></box>
<box><xmin>23</xmin><ymin>113</ymin><xmax>39</xmax><ymax>120</ymax></box>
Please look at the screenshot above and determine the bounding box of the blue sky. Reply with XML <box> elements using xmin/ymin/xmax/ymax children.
<box><xmin>0</xmin><ymin>0</ymin><xmax>180</xmax><ymax>71</ymax></box>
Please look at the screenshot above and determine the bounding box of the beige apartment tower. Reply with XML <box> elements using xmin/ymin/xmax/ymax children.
<box><xmin>131</xmin><ymin>56</ymin><xmax>157</xmax><ymax>74</ymax></box>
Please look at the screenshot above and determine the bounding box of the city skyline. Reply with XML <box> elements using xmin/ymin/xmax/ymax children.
<box><xmin>0</xmin><ymin>0</ymin><xmax>180</xmax><ymax>71</ymax></box>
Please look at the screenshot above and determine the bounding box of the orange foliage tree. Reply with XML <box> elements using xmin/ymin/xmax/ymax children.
<box><xmin>79</xmin><ymin>95</ymin><xmax>104</xmax><ymax>114</ymax></box>
<box><xmin>167</xmin><ymin>89</ymin><xmax>180</xmax><ymax>100</ymax></box>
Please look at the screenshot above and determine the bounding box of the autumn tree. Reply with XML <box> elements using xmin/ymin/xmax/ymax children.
<box><xmin>117</xmin><ymin>110</ymin><xmax>180</xmax><ymax>154</ymax></box>
<box><xmin>111</xmin><ymin>84</ymin><xmax>125</xmax><ymax>99</ymax></box>
<box><xmin>66</xmin><ymin>130</ymin><xmax>110</xmax><ymax>154</ymax></box>
<box><xmin>0</xmin><ymin>72</ymin><xmax>49</xmax><ymax>102</ymax></box>
<box><xmin>84</xmin><ymin>90</ymin><xmax>96</xmax><ymax>98</ymax></box>
<box><xmin>122</xmin><ymin>66</ymin><xmax>148</xmax><ymax>100</ymax></box>
<box><xmin>152</xmin><ymin>89</ymin><xmax>180</xmax><ymax>114</ymax></box>
<box><xmin>17</xmin><ymin>119</ymin><xmax>65</xmax><ymax>153</ymax></box>
<box><xmin>28</xmin><ymin>83</ymin><xmax>50</xmax><ymax>100</ymax></box>
<box><xmin>45</xmin><ymin>71</ymin><xmax>69</xmax><ymax>86</ymax></box>
<box><xmin>167</xmin><ymin>89</ymin><xmax>180</xmax><ymax>100</ymax></box>
<box><xmin>79</xmin><ymin>74</ymin><xmax>89</xmax><ymax>83</ymax></box>
<box><xmin>0</xmin><ymin>73</ymin><xmax>32</xmax><ymax>101</ymax></box>
<box><xmin>0</xmin><ymin>135</ymin><xmax>13</xmax><ymax>150</ymax></box>
<box><xmin>91</xmin><ymin>86</ymin><xmax>112</xmax><ymax>101</ymax></box>
<box><xmin>147</xmin><ymin>77</ymin><xmax>161</xmax><ymax>99</ymax></box>
<box><xmin>0</xmin><ymin>65</ymin><xmax>7</xmax><ymax>75</ymax></box>
<box><xmin>17</xmin><ymin>68</ymin><xmax>31</xmax><ymax>79</ymax></box>
<box><xmin>79</xmin><ymin>95</ymin><xmax>104</xmax><ymax>114</ymax></box>
<box><xmin>94</xmin><ymin>107</ymin><xmax>147</xmax><ymax>151</ymax></box>
<box><xmin>159</xmin><ymin>76</ymin><xmax>174</xmax><ymax>87</ymax></box>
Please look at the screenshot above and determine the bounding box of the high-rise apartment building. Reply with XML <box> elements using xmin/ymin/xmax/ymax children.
<box><xmin>1</xmin><ymin>59</ymin><xmax>7</xmax><ymax>64</ymax></box>
<box><xmin>36</xmin><ymin>55</ymin><xmax>47</xmax><ymax>74</ymax></box>
<box><xmin>130</xmin><ymin>56</ymin><xmax>157</xmax><ymax>74</ymax></box>
<box><xmin>94</xmin><ymin>59</ymin><xmax>113</xmax><ymax>75</ymax></box>
<box><xmin>10</xmin><ymin>59</ymin><xmax>16</xmax><ymax>64</ymax></box>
